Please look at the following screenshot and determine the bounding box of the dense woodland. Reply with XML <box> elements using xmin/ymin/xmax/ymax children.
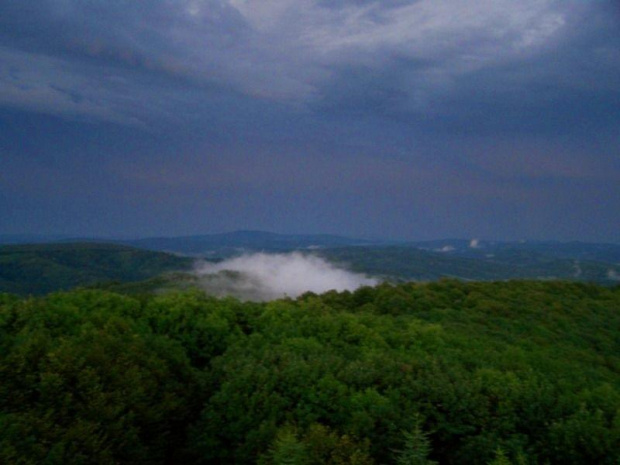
<box><xmin>2</xmin><ymin>280</ymin><xmax>619</xmax><ymax>464</ymax></box>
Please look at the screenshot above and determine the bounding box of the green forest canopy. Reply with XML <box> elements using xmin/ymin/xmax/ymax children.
<box><xmin>1</xmin><ymin>280</ymin><xmax>619</xmax><ymax>464</ymax></box>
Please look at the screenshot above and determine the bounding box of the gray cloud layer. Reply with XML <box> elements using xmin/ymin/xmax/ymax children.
<box><xmin>1</xmin><ymin>0</ymin><xmax>617</xmax><ymax>125</ymax></box>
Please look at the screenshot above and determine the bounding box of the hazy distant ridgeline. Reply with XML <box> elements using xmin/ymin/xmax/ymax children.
<box><xmin>113</xmin><ymin>231</ymin><xmax>620</xmax><ymax>265</ymax></box>
<box><xmin>1</xmin><ymin>233</ymin><xmax>620</xmax><ymax>297</ymax></box>
<box><xmin>122</xmin><ymin>230</ymin><xmax>385</xmax><ymax>256</ymax></box>
<box><xmin>320</xmin><ymin>246</ymin><xmax>620</xmax><ymax>284</ymax></box>
<box><xmin>407</xmin><ymin>239</ymin><xmax>620</xmax><ymax>265</ymax></box>
<box><xmin>117</xmin><ymin>232</ymin><xmax>620</xmax><ymax>285</ymax></box>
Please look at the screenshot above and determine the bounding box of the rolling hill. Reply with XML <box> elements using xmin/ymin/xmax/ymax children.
<box><xmin>0</xmin><ymin>242</ymin><xmax>193</xmax><ymax>295</ymax></box>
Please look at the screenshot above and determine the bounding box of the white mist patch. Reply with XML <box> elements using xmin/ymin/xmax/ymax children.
<box><xmin>194</xmin><ymin>252</ymin><xmax>378</xmax><ymax>301</ymax></box>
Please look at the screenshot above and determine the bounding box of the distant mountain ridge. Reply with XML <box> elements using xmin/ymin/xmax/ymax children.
<box><xmin>320</xmin><ymin>246</ymin><xmax>620</xmax><ymax>285</ymax></box>
<box><xmin>2</xmin><ymin>230</ymin><xmax>619</xmax><ymax>261</ymax></box>
<box><xmin>120</xmin><ymin>230</ymin><xmax>386</xmax><ymax>256</ymax></box>
<box><xmin>1</xmin><ymin>232</ymin><xmax>619</xmax><ymax>296</ymax></box>
<box><xmin>0</xmin><ymin>230</ymin><xmax>383</xmax><ymax>253</ymax></box>
<box><xmin>408</xmin><ymin>239</ymin><xmax>620</xmax><ymax>265</ymax></box>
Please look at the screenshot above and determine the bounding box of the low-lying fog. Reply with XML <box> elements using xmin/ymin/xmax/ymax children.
<box><xmin>194</xmin><ymin>252</ymin><xmax>378</xmax><ymax>301</ymax></box>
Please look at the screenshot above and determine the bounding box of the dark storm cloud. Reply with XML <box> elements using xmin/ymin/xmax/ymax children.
<box><xmin>2</xmin><ymin>0</ymin><xmax>617</xmax><ymax>125</ymax></box>
<box><xmin>1</xmin><ymin>0</ymin><xmax>619</xmax><ymax>241</ymax></box>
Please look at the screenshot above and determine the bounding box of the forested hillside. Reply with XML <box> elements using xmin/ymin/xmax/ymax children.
<box><xmin>1</xmin><ymin>280</ymin><xmax>619</xmax><ymax>464</ymax></box>
<box><xmin>0</xmin><ymin>243</ymin><xmax>193</xmax><ymax>295</ymax></box>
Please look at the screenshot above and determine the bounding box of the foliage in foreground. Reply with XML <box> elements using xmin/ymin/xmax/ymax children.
<box><xmin>1</xmin><ymin>280</ymin><xmax>619</xmax><ymax>464</ymax></box>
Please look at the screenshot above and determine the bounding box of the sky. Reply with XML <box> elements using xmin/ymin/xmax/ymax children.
<box><xmin>1</xmin><ymin>0</ymin><xmax>619</xmax><ymax>242</ymax></box>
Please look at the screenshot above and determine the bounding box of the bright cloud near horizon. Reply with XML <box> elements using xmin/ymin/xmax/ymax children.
<box><xmin>1</xmin><ymin>0</ymin><xmax>619</xmax><ymax>242</ymax></box>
